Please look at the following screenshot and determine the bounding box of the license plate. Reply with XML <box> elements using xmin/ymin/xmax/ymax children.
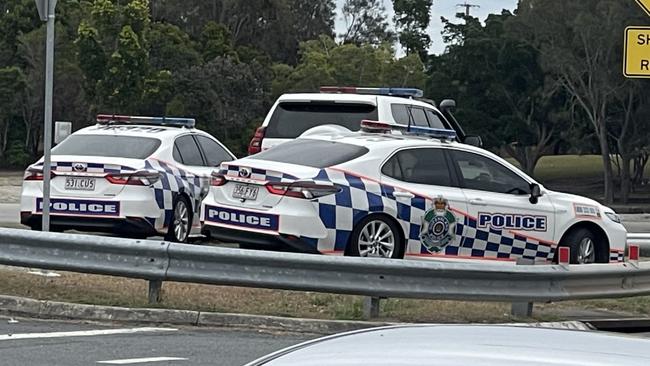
<box><xmin>232</xmin><ymin>184</ymin><xmax>259</xmax><ymax>200</ymax></box>
<box><xmin>65</xmin><ymin>177</ymin><xmax>96</xmax><ymax>191</ymax></box>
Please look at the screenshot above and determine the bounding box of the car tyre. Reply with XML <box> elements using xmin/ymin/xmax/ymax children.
<box><xmin>559</xmin><ymin>228</ymin><xmax>597</xmax><ymax>264</ymax></box>
<box><xmin>165</xmin><ymin>196</ymin><xmax>192</xmax><ymax>243</ymax></box>
<box><xmin>347</xmin><ymin>215</ymin><xmax>403</xmax><ymax>259</ymax></box>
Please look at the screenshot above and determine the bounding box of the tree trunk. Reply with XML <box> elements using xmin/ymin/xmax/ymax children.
<box><xmin>620</xmin><ymin>154</ymin><xmax>632</xmax><ymax>204</ymax></box>
<box><xmin>598</xmin><ymin>122</ymin><xmax>614</xmax><ymax>204</ymax></box>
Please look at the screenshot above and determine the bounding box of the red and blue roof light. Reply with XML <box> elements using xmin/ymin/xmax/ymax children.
<box><xmin>96</xmin><ymin>114</ymin><xmax>195</xmax><ymax>128</ymax></box>
<box><xmin>320</xmin><ymin>86</ymin><xmax>424</xmax><ymax>98</ymax></box>
<box><xmin>360</xmin><ymin>120</ymin><xmax>457</xmax><ymax>141</ymax></box>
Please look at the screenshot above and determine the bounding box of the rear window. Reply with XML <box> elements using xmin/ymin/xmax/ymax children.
<box><xmin>52</xmin><ymin>134</ymin><xmax>161</xmax><ymax>159</ymax></box>
<box><xmin>266</xmin><ymin>102</ymin><xmax>378</xmax><ymax>138</ymax></box>
<box><xmin>253</xmin><ymin>139</ymin><xmax>369</xmax><ymax>168</ymax></box>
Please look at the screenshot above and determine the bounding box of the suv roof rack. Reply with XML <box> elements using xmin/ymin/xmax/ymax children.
<box><xmin>320</xmin><ymin>86</ymin><xmax>424</xmax><ymax>98</ymax></box>
<box><xmin>96</xmin><ymin>114</ymin><xmax>195</xmax><ymax>128</ymax></box>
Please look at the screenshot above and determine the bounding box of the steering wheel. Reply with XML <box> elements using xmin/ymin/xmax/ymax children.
<box><xmin>476</xmin><ymin>172</ymin><xmax>492</xmax><ymax>182</ymax></box>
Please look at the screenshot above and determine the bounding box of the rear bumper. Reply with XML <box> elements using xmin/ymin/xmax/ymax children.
<box><xmin>21</xmin><ymin>212</ymin><xmax>158</xmax><ymax>237</ymax></box>
<box><xmin>201</xmin><ymin>225</ymin><xmax>320</xmax><ymax>254</ymax></box>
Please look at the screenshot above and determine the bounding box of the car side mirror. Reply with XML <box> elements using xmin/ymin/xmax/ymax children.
<box><xmin>464</xmin><ymin>135</ymin><xmax>483</xmax><ymax>148</ymax></box>
<box><xmin>439</xmin><ymin>99</ymin><xmax>456</xmax><ymax>113</ymax></box>
<box><xmin>529</xmin><ymin>183</ymin><xmax>542</xmax><ymax>204</ymax></box>
<box><xmin>54</xmin><ymin>121</ymin><xmax>72</xmax><ymax>145</ymax></box>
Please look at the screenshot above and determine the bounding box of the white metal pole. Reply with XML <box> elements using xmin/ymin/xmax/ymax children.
<box><xmin>41</xmin><ymin>0</ymin><xmax>56</xmax><ymax>232</ymax></box>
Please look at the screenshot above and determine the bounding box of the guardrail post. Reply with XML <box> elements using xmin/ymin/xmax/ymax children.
<box><xmin>511</xmin><ymin>258</ymin><xmax>534</xmax><ymax>318</ymax></box>
<box><xmin>362</xmin><ymin>296</ymin><xmax>381</xmax><ymax>319</ymax></box>
<box><xmin>148</xmin><ymin>280</ymin><xmax>163</xmax><ymax>304</ymax></box>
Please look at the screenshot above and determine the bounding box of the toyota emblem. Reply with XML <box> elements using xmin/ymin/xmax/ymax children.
<box><xmin>73</xmin><ymin>163</ymin><xmax>87</xmax><ymax>172</ymax></box>
<box><xmin>239</xmin><ymin>168</ymin><xmax>251</xmax><ymax>178</ymax></box>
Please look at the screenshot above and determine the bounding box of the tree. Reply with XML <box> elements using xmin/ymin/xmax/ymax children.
<box><xmin>393</xmin><ymin>0</ymin><xmax>432</xmax><ymax>60</ymax></box>
<box><xmin>609</xmin><ymin>81</ymin><xmax>650</xmax><ymax>203</ymax></box>
<box><xmin>0</xmin><ymin>67</ymin><xmax>26</xmax><ymax>161</ymax></box>
<box><xmin>426</xmin><ymin>12</ymin><xmax>562</xmax><ymax>176</ymax></box>
<box><xmin>150</xmin><ymin>0</ymin><xmax>336</xmax><ymax>65</ymax></box>
<box><xmin>514</xmin><ymin>0</ymin><xmax>647</xmax><ymax>203</ymax></box>
<box><xmin>341</xmin><ymin>0</ymin><xmax>395</xmax><ymax>46</ymax></box>
<box><xmin>166</xmin><ymin>56</ymin><xmax>271</xmax><ymax>156</ymax></box>
<box><xmin>272</xmin><ymin>36</ymin><xmax>425</xmax><ymax>98</ymax></box>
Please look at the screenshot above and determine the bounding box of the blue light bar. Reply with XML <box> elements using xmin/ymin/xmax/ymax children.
<box><xmin>405</xmin><ymin>125</ymin><xmax>457</xmax><ymax>140</ymax></box>
<box><xmin>96</xmin><ymin>114</ymin><xmax>195</xmax><ymax>128</ymax></box>
<box><xmin>320</xmin><ymin>86</ymin><xmax>424</xmax><ymax>98</ymax></box>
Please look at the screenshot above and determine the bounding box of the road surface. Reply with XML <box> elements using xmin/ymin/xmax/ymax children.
<box><xmin>0</xmin><ymin>316</ymin><xmax>311</xmax><ymax>366</ymax></box>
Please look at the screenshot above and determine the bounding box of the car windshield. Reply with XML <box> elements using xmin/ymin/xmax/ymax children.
<box><xmin>253</xmin><ymin>139</ymin><xmax>369</xmax><ymax>168</ymax></box>
<box><xmin>266</xmin><ymin>102</ymin><xmax>378</xmax><ymax>138</ymax></box>
<box><xmin>52</xmin><ymin>134</ymin><xmax>161</xmax><ymax>159</ymax></box>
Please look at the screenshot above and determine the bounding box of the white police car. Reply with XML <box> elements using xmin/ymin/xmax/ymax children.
<box><xmin>21</xmin><ymin>115</ymin><xmax>235</xmax><ymax>242</ymax></box>
<box><xmin>201</xmin><ymin>121</ymin><xmax>627</xmax><ymax>264</ymax></box>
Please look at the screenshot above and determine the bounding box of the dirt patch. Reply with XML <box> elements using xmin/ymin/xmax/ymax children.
<box><xmin>0</xmin><ymin>175</ymin><xmax>22</xmax><ymax>204</ymax></box>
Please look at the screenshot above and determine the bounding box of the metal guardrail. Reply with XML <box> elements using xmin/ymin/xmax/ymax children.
<box><xmin>0</xmin><ymin>228</ymin><xmax>649</xmax><ymax>306</ymax></box>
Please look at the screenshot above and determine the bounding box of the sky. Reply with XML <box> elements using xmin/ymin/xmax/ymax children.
<box><xmin>334</xmin><ymin>0</ymin><xmax>520</xmax><ymax>55</ymax></box>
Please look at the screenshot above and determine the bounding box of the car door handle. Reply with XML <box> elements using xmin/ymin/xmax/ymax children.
<box><xmin>469</xmin><ymin>198</ymin><xmax>488</xmax><ymax>206</ymax></box>
<box><xmin>393</xmin><ymin>191</ymin><xmax>415</xmax><ymax>199</ymax></box>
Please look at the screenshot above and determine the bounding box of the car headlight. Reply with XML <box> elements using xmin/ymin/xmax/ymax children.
<box><xmin>604</xmin><ymin>211</ymin><xmax>621</xmax><ymax>223</ymax></box>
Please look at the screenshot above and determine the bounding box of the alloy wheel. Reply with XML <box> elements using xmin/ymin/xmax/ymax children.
<box><xmin>173</xmin><ymin>201</ymin><xmax>190</xmax><ymax>242</ymax></box>
<box><xmin>357</xmin><ymin>220</ymin><xmax>395</xmax><ymax>258</ymax></box>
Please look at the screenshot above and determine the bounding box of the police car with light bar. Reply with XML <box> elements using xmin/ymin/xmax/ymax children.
<box><xmin>21</xmin><ymin>115</ymin><xmax>235</xmax><ymax>242</ymax></box>
<box><xmin>247</xmin><ymin>86</ymin><xmax>479</xmax><ymax>154</ymax></box>
<box><xmin>203</xmin><ymin>121</ymin><xmax>626</xmax><ymax>264</ymax></box>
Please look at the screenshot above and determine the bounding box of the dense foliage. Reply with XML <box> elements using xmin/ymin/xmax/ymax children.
<box><xmin>0</xmin><ymin>0</ymin><xmax>647</xmax><ymax>203</ymax></box>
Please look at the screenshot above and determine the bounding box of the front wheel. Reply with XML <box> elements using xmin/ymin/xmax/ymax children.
<box><xmin>346</xmin><ymin>215</ymin><xmax>403</xmax><ymax>259</ymax></box>
<box><xmin>559</xmin><ymin>228</ymin><xmax>597</xmax><ymax>264</ymax></box>
<box><xmin>165</xmin><ymin>196</ymin><xmax>192</xmax><ymax>243</ymax></box>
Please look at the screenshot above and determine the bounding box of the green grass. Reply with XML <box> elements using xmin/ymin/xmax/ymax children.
<box><xmin>508</xmin><ymin>154</ymin><xmax>650</xmax><ymax>182</ymax></box>
<box><xmin>533</xmin><ymin>155</ymin><xmax>607</xmax><ymax>181</ymax></box>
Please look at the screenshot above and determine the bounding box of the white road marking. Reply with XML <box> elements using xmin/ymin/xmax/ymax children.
<box><xmin>97</xmin><ymin>357</ymin><xmax>188</xmax><ymax>364</ymax></box>
<box><xmin>0</xmin><ymin>327</ymin><xmax>177</xmax><ymax>341</ymax></box>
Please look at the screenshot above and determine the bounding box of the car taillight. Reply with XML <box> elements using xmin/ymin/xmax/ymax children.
<box><xmin>248</xmin><ymin>126</ymin><xmax>266</xmax><ymax>155</ymax></box>
<box><xmin>210</xmin><ymin>174</ymin><xmax>227</xmax><ymax>187</ymax></box>
<box><xmin>24</xmin><ymin>169</ymin><xmax>54</xmax><ymax>181</ymax></box>
<box><xmin>106</xmin><ymin>171</ymin><xmax>160</xmax><ymax>186</ymax></box>
<box><xmin>266</xmin><ymin>182</ymin><xmax>340</xmax><ymax>199</ymax></box>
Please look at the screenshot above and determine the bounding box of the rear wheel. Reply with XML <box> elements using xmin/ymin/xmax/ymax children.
<box><xmin>347</xmin><ymin>215</ymin><xmax>403</xmax><ymax>259</ymax></box>
<box><xmin>165</xmin><ymin>196</ymin><xmax>192</xmax><ymax>243</ymax></box>
<box><xmin>559</xmin><ymin>228</ymin><xmax>597</xmax><ymax>264</ymax></box>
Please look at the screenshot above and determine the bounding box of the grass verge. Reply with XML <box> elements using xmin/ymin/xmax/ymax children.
<box><xmin>0</xmin><ymin>267</ymin><xmax>646</xmax><ymax>323</ymax></box>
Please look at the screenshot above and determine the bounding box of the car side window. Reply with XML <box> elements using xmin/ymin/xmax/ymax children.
<box><xmin>391</xmin><ymin>104</ymin><xmax>410</xmax><ymax>125</ymax></box>
<box><xmin>173</xmin><ymin>144</ymin><xmax>183</xmax><ymax>163</ymax></box>
<box><xmin>195</xmin><ymin>135</ymin><xmax>233</xmax><ymax>167</ymax></box>
<box><xmin>408</xmin><ymin>107</ymin><xmax>429</xmax><ymax>127</ymax></box>
<box><xmin>382</xmin><ymin>148</ymin><xmax>452</xmax><ymax>186</ymax></box>
<box><xmin>451</xmin><ymin>150</ymin><xmax>530</xmax><ymax>195</ymax></box>
<box><xmin>174</xmin><ymin>135</ymin><xmax>204</xmax><ymax>166</ymax></box>
<box><xmin>425</xmin><ymin>109</ymin><xmax>447</xmax><ymax>129</ymax></box>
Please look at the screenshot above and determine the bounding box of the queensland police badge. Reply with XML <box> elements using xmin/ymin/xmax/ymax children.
<box><xmin>419</xmin><ymin>196</ymin><xmax>456</xmax><ymax>253</ymax></box>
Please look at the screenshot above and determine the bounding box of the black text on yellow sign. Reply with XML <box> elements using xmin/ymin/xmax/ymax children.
<box><xmin>624</xmin><ymin>26</ymin><xmax>650</xmax><ymax>78</ymax></box>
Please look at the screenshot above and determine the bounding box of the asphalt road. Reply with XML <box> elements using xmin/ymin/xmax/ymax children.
<box><xmin>0</xmin><ymin>316</ymin><xmax>311</xmax><ymax>366</ymax></box>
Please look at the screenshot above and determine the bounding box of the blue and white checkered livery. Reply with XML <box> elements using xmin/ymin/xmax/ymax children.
<box><xmin>201</xmin><ymin>121</ymin><xmax>627</xmax><ymax>264</ymax></box>
<box><xmin>21</xmin><ymin>114</ymin><xmax>235</xmax><ymax>242</ymax></box>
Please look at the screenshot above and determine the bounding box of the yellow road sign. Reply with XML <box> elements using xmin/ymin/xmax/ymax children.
<box><xmin>624</xmin><ymin>26</ymin><xmax>650</xmax><ymax>78</ymax></box>
<box><xmin>636</xmin><ymin>0</ymin><xmax>650</xmax><ymax>17</ymax></box>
